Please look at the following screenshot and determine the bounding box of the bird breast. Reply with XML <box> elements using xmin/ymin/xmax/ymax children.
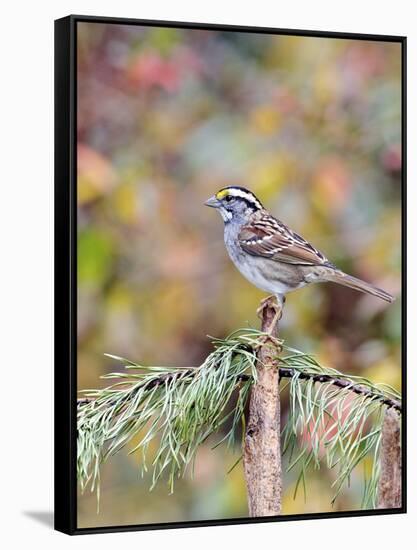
<box><xmin>223</xmin><ymin>223</ymin><xmax>300</xmax><ymax>295</ymax></box>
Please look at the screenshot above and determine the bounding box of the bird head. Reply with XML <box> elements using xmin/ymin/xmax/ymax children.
<box><xmin>204</xmin><ymin>186</ymin><xmax>263</xmax><ymax>223</ymax></box>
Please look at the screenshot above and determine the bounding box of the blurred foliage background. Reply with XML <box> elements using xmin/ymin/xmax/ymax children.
<box><xmin>76</xmin><ymin>22</ymin><xmax>402</xmax><ymax>528</ymax></box>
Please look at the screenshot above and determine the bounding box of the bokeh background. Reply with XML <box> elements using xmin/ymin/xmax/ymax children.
<box><xmin>76</xmin><ymin>22</ymin><xmax>402</xmax><ymax>528</ymax></box>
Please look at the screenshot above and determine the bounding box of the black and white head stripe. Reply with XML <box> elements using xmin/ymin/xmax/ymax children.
<box><xmin>215</xmin><ymin>186</ymin><xmax>263</xmax><ymax>210</ymax></box>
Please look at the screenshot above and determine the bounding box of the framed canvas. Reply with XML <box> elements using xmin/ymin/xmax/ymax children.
<box><xmin>54</xmin><ymin>14</ymin><xmax>406</xmax><ymax>535</ymax></box>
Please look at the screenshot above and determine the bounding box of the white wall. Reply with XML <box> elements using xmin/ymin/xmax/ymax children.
<box><xmin>1</xmin><ymin>0</ymin><xmax>414</xmax><ymax>548</ymax></box>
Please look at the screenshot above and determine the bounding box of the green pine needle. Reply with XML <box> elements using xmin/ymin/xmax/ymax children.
<box><xmin>77</xmin><ymin>328</ymin><xmax>401</xmax><ymax>510</ymax></box>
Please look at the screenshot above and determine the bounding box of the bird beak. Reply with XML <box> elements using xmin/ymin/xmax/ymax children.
<box><xmin>204</xmin><ymin>195</ymin><xmax>221</xmax><ymax>208</ymax></box>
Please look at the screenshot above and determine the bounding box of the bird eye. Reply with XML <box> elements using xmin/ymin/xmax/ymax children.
<box><xmin>225</xmin><ymin>195</ymin><xmax>233</xmax><ymax>202</ymax></box>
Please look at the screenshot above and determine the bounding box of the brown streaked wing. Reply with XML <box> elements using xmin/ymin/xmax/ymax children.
<box><xmin>238</xmin><ymin>215</ymin><xmax>330</xmax><ymax>266</ymax></box>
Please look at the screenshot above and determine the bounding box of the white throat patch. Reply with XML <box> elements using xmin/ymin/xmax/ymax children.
<box><xmin>219</xmin><ymin>207</ymin><xmax>233</xmax><ymax>222</ymax></box>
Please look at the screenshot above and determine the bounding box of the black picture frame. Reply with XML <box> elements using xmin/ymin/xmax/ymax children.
<box><xmin>54</xmin><ymin>14</ymin><xmax>407</xmax><ymax>535</ymax></box>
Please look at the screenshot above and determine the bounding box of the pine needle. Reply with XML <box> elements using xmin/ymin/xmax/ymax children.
<box><xmin>77</xmin><ymin>328</ymin><xmax>401</xmax><ymax>510</ymax></box>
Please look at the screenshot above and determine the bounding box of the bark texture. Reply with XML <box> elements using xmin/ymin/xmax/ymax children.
<box><xmin>243</xmin><ymin>297</ymin><xmax>282</xmax><ymax>517</ymax></box>
<box><xmin>377</xmin><ymin>408</ymin><xmax>402</xmax><ymax>509</ymax></box>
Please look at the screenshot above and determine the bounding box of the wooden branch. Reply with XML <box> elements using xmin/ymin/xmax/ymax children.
<box><xmin>243</xmin><ymin>297</ymin><xmax>282</xmax><ymax>517</ymax></box>
<box><xmin>377</xmin><ymin>408</ymin><xmax>402</xmax><ymax>508</ymax></box>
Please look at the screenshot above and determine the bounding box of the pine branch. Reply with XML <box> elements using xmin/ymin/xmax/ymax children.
<box><xmin>278</xmin><ymin>369</ymin><xmax>401</xmax><ymax>412</ymax></box>
<box><xmin>77</xmin><ymin>328</ymin><xmax>401</xmax><ymax>509</ymax></box>
<box><xmin>77</xmin><ymin>365</ymin><xmax>402</xmax><ymax>413</ymax></box>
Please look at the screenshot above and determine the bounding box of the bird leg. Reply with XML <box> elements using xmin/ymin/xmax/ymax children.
<box><xmin>254</xmin><ymin>295</ymin><xmax>284</xmax><ymax>351</ymax></box>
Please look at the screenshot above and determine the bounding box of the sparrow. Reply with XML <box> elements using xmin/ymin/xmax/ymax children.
<box><xmin>205</xmin><ymin>186</ymin><xmax>394</xmax><ymax>313</ymax></box>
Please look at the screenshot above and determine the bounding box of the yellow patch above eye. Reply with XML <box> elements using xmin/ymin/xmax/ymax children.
<box><xmin>216</xmin><ymin>189</ymin><xmax>229</xmax><ymax>199</ymax></box>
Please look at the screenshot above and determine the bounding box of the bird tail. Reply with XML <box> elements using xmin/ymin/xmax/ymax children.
<box><xmin>326</xmin><ymin>271</ymin><xmax>395</xmax><ymax>304</ymax></box>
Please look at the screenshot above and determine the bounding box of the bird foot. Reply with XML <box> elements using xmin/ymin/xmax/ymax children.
<box><xmin>256</xmin><ymin>295</ymin><xmax>284</xmax><ymax>324</ymax></box>
<box><xmin>254</xmin><ymin>295</ymin><xmax>284</xmax><ymax>352</ymax></box>
<box><xmin>257</xmin><ymin>295</ymin><xmax>278</xmax><ymax>319</ymax></box>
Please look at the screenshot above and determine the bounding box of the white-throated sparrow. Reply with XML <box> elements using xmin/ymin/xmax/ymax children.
<box><xmin>205</xmin><ymin>186</ymin><xmax>395</xmax><ymax>309</ymax></box>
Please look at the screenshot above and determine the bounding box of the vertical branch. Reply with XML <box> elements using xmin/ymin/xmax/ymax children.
<box><xmin>377</xmin><ymin>408</ymin><xmax>402</xmax><ymax>508</ymax></box>
<box><xmin>243</xmin><ymin>297</ymin><xmax>282</xmax><ymax>517</ymax></box>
